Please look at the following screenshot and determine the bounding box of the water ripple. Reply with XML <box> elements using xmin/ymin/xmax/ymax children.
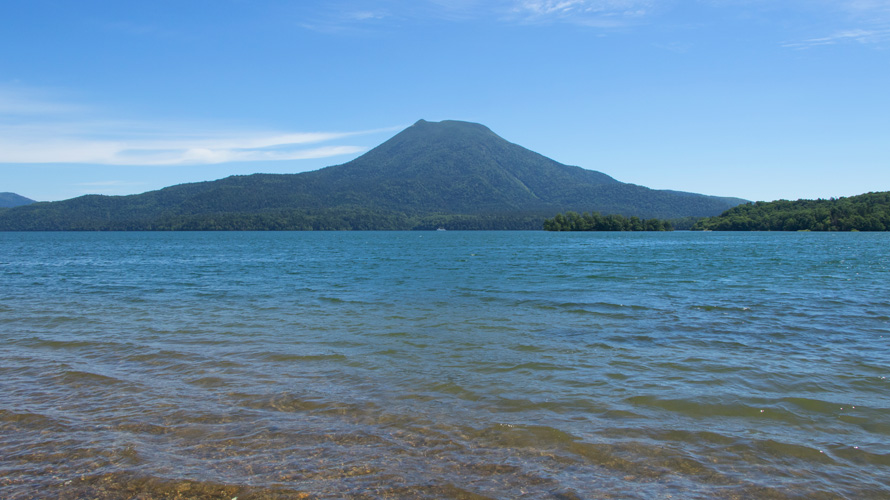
<box><xmin>1</xmin><ymin>231</ymin><xmax>889</xmax><ymax>498</ymax></box>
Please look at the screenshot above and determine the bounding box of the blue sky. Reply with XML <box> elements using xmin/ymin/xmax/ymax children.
<box><xmin>2</xmin><ymin>0</ymin><xmax>889</xmax><ymax>202</ymax></box>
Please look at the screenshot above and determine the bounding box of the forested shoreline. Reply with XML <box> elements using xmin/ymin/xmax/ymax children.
<box><xmin>691</xmin><ymin>192</ymin><xmax>890</xmax><ymax>231</ymax></box>
<box><xmin>543</xmin><ymin>211</ymin><xmax>673</xmax><ymax>231</ymax></box>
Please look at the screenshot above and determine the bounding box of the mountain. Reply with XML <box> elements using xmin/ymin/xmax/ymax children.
<box><xmin>0</xmin><ymin>120</ymin><xmax>746</xmax><ymax>230</ymax></box>
<box><xmin>0</xmin><ymin>192</ymin><xmax>36</xmax><ymax>208</ymax></box>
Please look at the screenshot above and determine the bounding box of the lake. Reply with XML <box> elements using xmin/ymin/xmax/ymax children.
<box><xmin>1</xmin><ymin>231</ymin><xmax>888</xmax><ymax>499</ymax></box>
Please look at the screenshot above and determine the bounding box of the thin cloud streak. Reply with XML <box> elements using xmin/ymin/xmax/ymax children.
<box><xmin>298</xmin><ymin>0</ymin><xmax>655</xmax><ymax>32</ymax></box>
<box><xmin>0</xmin><ymin>87</ymin><xmax>389</xmax><ymax>166</ymax></box>
<box><xmin>112</xmin><ymin>144</ymin><xmax>369</xmax><ymax>166</ymax></box>
<box><xmin>515</xmin><ymin>0</ymin><xmax>651</xmax><ymax>16</ymax></box>
<box><xmin>299</xmin><ymin>0</ymin><xmax>890</xmax><ymax>37</ymax></box>
<box><xmin>0</xmin><ymin>128</ymin><xmax>374</xmax><ymax>166</ymax></box>
<box><xmin>783</xmin><ymin>27</ymin><xmax>890</xmax><ymax>48</ymax></box>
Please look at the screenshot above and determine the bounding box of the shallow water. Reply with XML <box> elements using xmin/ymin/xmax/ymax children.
<box><xmin>1</xmin><ymin>231</ymin><xmax>888</xmax><ymax>499</ymax></box>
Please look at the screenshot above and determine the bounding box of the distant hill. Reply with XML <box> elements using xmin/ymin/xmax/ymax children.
<box><xmin>692</xmin><ymin>191</ymin><xmax>890</xmax><ymax>231</ymax></box>
<box><xmin>0</xmin><ymin>120</ymin><xmax>746</xmax><ymax>230</ymax></box>
<box><xmin>0</xmin><ymin>192</ymin><xmax>35</xmax><ymax>208</ymax></box>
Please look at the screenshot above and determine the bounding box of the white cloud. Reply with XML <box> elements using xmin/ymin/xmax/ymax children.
<box><xmin>348</xmin><ymin>11</ymin><xmax>387</xmax><ymax>21</ymax></box>
<box><xmin>774</xmin><ymin>0</ymin><xmax>890</xmax><ymax>47</ymax></box>
<box><xmin>107</xmin><ymin>142</ymin><xmax>368</xmax><ymax>166</ymax></box>
<box><xmin>0</xmin><ymin>127</ymin><xmax>375</xmax><ymax>166</ymax></box>
<box><xmin>299</xmin><ymin>0</ymin><xmax>656</xmax><ymax>32</ymax></box>
<box><xmin>784</xmin><ymin>27</ymin><xmax>890</xmax><ymax>48</ymax></box>
<box><xmin>508</xmin><ymin>0</ymin><xmax>654</xmax><ymax>25</ymax></box>
<box><xmin>0</xmin><ymin>86</ymin><xmax>388</xmax><ymax>166</ymax></box>
<box><xmin>299</xmin><ymin>0</ymin><xmax>890</xmax><ymax>34</ymax></box>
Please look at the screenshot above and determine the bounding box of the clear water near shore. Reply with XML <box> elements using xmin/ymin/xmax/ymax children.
<box><xmin>1</xmin><ymin>231</ymin><xmax>888</xmax><ymax>499</ymax></box>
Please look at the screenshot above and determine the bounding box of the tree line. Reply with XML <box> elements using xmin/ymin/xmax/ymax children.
<box><xmin>691</xmin><ymin>191</ymin><xmax>890</xmax><ymax>231</ymax></box>
<box><xmin>543</xmin><ymin>211</ymin><xmax>673</xmax><ymax>231</ymax></box>
<box><xmin>0</xmin><ymin>204</ymin><xmax>549</xmax><ymax>231</ymax></box>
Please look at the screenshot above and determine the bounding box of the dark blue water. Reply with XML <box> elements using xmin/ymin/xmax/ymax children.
<box><xmin>1</xmin><ymin>231</ymin><xmax>888</xmax><ymax>499</ymax></box>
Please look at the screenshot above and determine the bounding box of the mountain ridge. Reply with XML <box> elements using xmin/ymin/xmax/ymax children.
<box><xmin>0</xmin><ymin>120</ymin><xmax>746</xmax><ymax>230</ymax></box>
<box><xmin>0</xmin><ymin>192</ymin><xmax>36</xmax><ymax>208</ymax></box>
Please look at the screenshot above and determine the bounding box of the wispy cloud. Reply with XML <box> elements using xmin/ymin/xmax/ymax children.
<box><xmin>777</xmin><ymin>0</ymin><xmax>890</xmax><ymax>48</ymax></box>
<box><xmin>784</xmin><ymin>27</ymin><xmax>890</xmax><ymax>48</ymax></box>
<box><xmin>507</xmin><ymin>0</ymin><xmax>654</xmax><ymax>27</ymax></box>
<box><xmin>513</xmin><ymin>0</ymin><xmax>651</xmax><ymax>17</ymax></box>
<box><xmin>0</xmin><ymin>86</ymin><xmax>388</xmax><ymax>166</ymax></box>
<box><xmin>0</xmin><ymin>124</ymin><xmax>374</xmax><ymax>166</ymax></box>
<box><xmin>297</xmin><ymin>0</ymin><xmax>656</xmax><ymax>32</ymax></box>
<box><xmin>296</xmin><ymin>0</ymin><xmax>890</xmax><ymax>36</ymax></box>
<box><xmin>347</xmin><ymin>11</ymin><xmax>388</xmax><ymax>21</ymax></box>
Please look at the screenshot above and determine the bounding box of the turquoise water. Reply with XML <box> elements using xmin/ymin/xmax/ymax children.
<box><xmin>1</xmin><ymin>231</ymin><xmax>888</xmax><ymax>499</ymax></box>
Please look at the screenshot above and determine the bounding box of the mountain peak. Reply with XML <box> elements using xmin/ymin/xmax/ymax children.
<box><xmin>391</xmin><ymin>119</ymin><xmax>500</xmax><ymax>149</ymax></box>
<box><xmin>410</xmin><ymin>118</ymin><xmax>492</xmax><ymax>132</ymax></box>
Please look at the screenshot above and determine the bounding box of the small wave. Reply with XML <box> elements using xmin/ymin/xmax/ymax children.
<box><xmin>316</xmin><ymin>296</ymin><xmax>379</xmax><ymax>307</ymax></box>
<box><xmin>830</xmin><ymin>445</ymin><xmax>890</xmax><ymax>466</ymax></box>
<box><xmin>495</xmin><ymin>397</ymin><xmax>605</xmax><ymax>414</ymax></box>
<box><xmin>781</xmin><ymin>397</ymin><xmax>851</xmax><ymax>414</ymax></box>
<box><xmin>739</xmin><ymin>438</ymin><xmax>838</xmax><ymax>464</ymax></box>
<box><xmin>689</xmin><ymin>304</ymin><xmax>752</xmax><ymax>313</ymax></box>
<box><xmin>0</xmin><ymin>409</ymin><xmax>67</xmax><ymax>430</ymax></box>
<box><xmin>475</xmin><ymin>361</ymin><xmax>573</xmax><ymax>374</ymax></box>
<box><xmin>318</xmin><ymin>295</ymin><xmax>345</xmax><ymax>304</ymax></box>
<box><xmin>186</xmin><ymin>376</ymin><xmax>228</xmax><ymax>388</ymax></box>
<box><xmin>231</xmin><ymin>392</ymin><xmax>377</xmax><ymax>417</ymax></box>
<box><xmin>838</xmin><ymin>413</ymin><xmax>890</xmax><ymax>436</ymax></box>
<box><xmin>376</xmin><ymin>331</ymin><xmax>410</xmax><ymax>338</ymax></box>
<box><xmin>509</xmin><ymin>344</ymin><xmax>546</xmax><ymax>352</ymax></box>
<box><xmin>54</xmin><ymin>369</ymin><xmax>128</xmax><ymax>388</ymax></box>
<box><xmin>32</xmin><ymin>472</ymin><xmax>303</xmax><ymax>500</ymax></box>
<box><xmin>557</xmin><ymin>301</ymin><xmax>648</xmax><ymax>311</ymax></box>
<box><xmin>564</xmin><ymin>307</ymin><xmax>622</xmax><ymax>317</ymax></box>
<box><xmin>625</xmin><ymin>395</ymin><xmax>803</xmax><ymax>422</ymax></box>
<box><xmin>27</xmin><ymin>338</ymin><xmax>98</xmax><ymax>350</ymax></box>
<box><xmin>257</xmin><ymin>352</ymin><xmax>348</xmax><ymax>363</ymax></box>
<box><xmin>584</xmin><ymin>274</ymin><xmax>635</xmax><ymax>282</ymax></box>
<box><xmin>547</xmin><ymin>302</ymin><xmax>641</xmax><ymax>319</ymax></box>
<box><xmin>114</xmin><ymin>422</ymin><xmax>170</xmax><ymax>435</ymax></box>
<box><xmin>472</xmin><ymin>323</ymin><xmax>520</xmax><ymax>333</ymax></box>
<box><xmin>124</xmin><ymin>350</ymin><xmax>200</xmax><ymax>363</ymax></box>
<box><xmin>599</xmin><ymin>409</ymin><xmax>646</xmax><ymax>419</ymax></box>
<box><xmin>653</xmin><ymin>360</ymin><xmax>749</xmax><ymax>375</ymax></box>
<box><xmin>472</xmin><ymin>423</ymin><xmax>578</xmax><ymax>449</ymax></box>
<box><xmin>422</xmin><ymin>381</ymin><xmax>481</xmax><ymax>401</ymax></box>
<box><xmin>584</xmin><ymin>342</ymin><xmax>617</xmax><ymax>350</ymax></box>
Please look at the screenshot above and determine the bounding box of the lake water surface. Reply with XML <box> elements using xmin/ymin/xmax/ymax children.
<box><xmin>1</xmin><ymin>231</ymin><xmax>888</xmax><ymax>499</ymax></box>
